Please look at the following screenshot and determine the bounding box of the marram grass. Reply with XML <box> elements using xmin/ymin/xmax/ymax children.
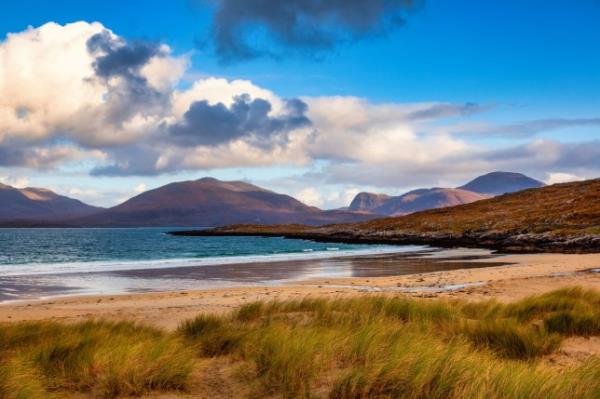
<box><xmin>0</xmin><ymin>321</ymin><xmax>192</xmax><ymax>399</ymax></box>
<box><xmin>2</xmin><ymin>287</ymin><xmax>600</xmax><ymax>398</ymax></box>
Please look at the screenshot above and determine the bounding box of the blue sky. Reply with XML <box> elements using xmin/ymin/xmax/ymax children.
<box><xmin>5</xmin><ymin>0</ymin><xmax>599</xmax><ymax>105</ymax></box>
<box><xmin>1</xmin><ymin>0</ymin><xmax>599</xmax><ymax>208</ymax></box>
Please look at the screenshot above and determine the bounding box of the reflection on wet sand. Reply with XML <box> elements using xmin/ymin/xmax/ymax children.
<box><xmin>0</xmin><ymin>248</ymin><xmax>510</xmax><ymax>301</ymax></box>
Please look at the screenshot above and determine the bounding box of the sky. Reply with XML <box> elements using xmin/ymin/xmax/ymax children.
<box><xmin>0</xmin><ymin>0</ymin><xmax>599</xmax><ymax>209</ymax></box>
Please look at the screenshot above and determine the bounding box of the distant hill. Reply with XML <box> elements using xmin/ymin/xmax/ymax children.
<box><xmin>0</xmin><ymin>183</ymin><xmax>102</xmax><ymax>221</ymax></box>
<box><xmin>459</xmin><ymin>171</ymin><xmax>544</xmax><ymax>195</ymax></box>
<box><xmin>198</xmin><ymin>178</ymin><xmax>600</xmax><ymax>253</ymax></box>
<box><xmin>347</xmin><ymin>171</ymin><xmax>543</xmax><ymax>216</ymax></box>
<box><xmin>372</xmin><ymin>188</ymin><xmax>489</xmax><ymax>215</ymax></box>
<box><xmin>0</xmin><ymin>172</ymin><xmax>548</xmax><ymax>228</ymax></box>
<box><xmin>74</xmin><ymin>177</ymin><xmax>376</xmax><ymax>227</ymax></box>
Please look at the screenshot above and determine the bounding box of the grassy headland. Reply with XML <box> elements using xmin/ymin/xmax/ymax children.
<box><xmin>180</xmin><ymin>179</ymin><xmax>600</xmax><ymax>253</ymax></box>
<box><xmin>2</xmin><ymin>287</ymin><xmax>600</xmax><ymax>398</ymax></box>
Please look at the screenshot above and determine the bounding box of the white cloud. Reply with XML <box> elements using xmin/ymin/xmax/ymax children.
<box><xmin>133</xmin><ymin>183</ymin><xmax>147</xmax><ymax>194</ymax></box>
<box><xmin>0</xmin><ymin>175</ymin><xmax>29</xmax><ymax>188</ymax></box>
<box><xmin>140</xmin><ymin>47</ymin><xmax>189</xmax><ymax>91</ymax></box>
<box><xmin>546</xmin><ymin>172</ymin><xmax>585</xmax><ymax>185</ymax></box>
<box><xmin>1</xmin><ymin>20</ymin><xmax>599</xmax><ymax>191</ymax></box>
<box><xmin>0</xmin><ymin>21</ymin><xmax>106</xmax><ymax>142</ymax></box>
<box><xmin>172</xmin><ymin>77</ymin><xmax>283</xmax><ymax>118</ymax></box>
<box><xmin>295</xmin><ymin>187</ymin><xmax>323</xmax><ymax>207</ymax></box>
<box><xmin>303</xmin><ymin>96</ymin><xmax>473</xmax><ymax>164</ymax></box>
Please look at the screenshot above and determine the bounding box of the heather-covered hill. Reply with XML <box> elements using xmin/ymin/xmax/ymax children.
<box><xmin>194</xmin><ymin>179</ymin><xmax>600</xmax><ymax>252</ymax></box>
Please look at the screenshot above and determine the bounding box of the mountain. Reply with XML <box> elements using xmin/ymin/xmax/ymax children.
<box><xmin>459</xmin><ymin>171</ymin><xmax>544</xmax><ymax>195</ymax></box>
<box><xmin>198</xmin><ymin>178</ymin><xmax>600</xmax><ymax>253</ymax></box>
<box><xmin>347</xmin><ymin>171</ymin><xmax>543</xmax><ymax>216</ymax></box>
<box><xmin>348</xmin><ymin>193</ymin><xmax>390</xmax><ymax>212</ymax></box>
<box><xmin>372</xmin><ymin>188</ymin><xmax>489</xmax><ymax>215</ymax></box>
<box><xmin>75</xmin><ymin>177</ymin><xmax>376</xmax><ymax>227</ymax></box>
<box><xmin>0</xmin><ymin>184</ymin><xmax>102</xmax><ymax>221</ymax></box>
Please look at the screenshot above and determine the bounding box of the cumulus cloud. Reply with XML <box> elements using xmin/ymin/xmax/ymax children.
<box><xmin>1</xmin><ymin>20</ymin><xmax>600</xmax><ymax>193</ymax></box>
<box><xmin>207</xmin><ymin>0</ymin><xmax>423</xmax><ymax>62</ymax></box>
<box><xmin>169</xmin><ymin>95</ymin><xmax>309</xmax><ymax>146</ymax></box>
<box><xmin>302</xmin><ymin>96</ymin><xmax>473</xmax><ymax>164</ymax></box>
<box><xmin>0</xmin><ymin>21</ymin><xmax>311</xmax><ymax>175</ymax></box>
<box><xmin>0</xmin><ymin>21</ymin><xmax>188</xmax><ymax>153</ymax></box>
<box><xmin>86</xmin><ymin>30</ymin><xmax>172</xmax><ymax>127</ymax></box>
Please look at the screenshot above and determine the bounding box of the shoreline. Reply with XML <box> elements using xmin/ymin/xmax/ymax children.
<box><xmin>0</xmin><ymin>247</ymin><xmax>504</xmax><ymax>303</ymax></box>
<box><xmin>175</xmin><ymin>228</ymin><xmax>600</xmax><ymax>254</ymax></box>
<box><xmin>1</xmin><ymin>251</ymin><xmax>600</xmax><ymax>329</ymax></box>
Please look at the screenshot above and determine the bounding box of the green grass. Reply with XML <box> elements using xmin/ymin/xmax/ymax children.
<box><xmin>3</xmin><ymin>287</ymin><xmax>600</xmax><ymax>398</ymax></box>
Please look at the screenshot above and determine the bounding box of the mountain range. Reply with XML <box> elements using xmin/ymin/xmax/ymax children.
<box><xmin>0</xmin><ymin>172</ymin><xmax>544</xmax><ymax>227</ymax></box>
<box><xmin>348</xmin><ymin>172</ymin><xmax>544</xmax><ymax>215</ymax></box>
<box><xmin>72</xmin><ymin>178</ymin><xmax>374</xmax><ymax>227</ymax></box>
<box><xmin>198</xmin><ymin>177</ymin><xmax>600</xmax><ymax>253</ymax></box>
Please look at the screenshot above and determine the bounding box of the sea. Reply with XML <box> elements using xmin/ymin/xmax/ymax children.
<box><xmin>0</xmin><ymin>227</ymin><xmax>426</xmax><ymax>301</ymax></box>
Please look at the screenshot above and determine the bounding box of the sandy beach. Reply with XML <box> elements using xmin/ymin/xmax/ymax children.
<box><xmin>1</xmin><ymin>250</ymin><xmax>600</xmax><ymax>330</ymax></box>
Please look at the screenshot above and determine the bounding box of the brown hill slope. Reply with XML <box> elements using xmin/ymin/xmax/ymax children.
<box><xmin>190</xmin><ymin>179</ymin><xmax>600</xmax><ymax>252</ymax></box>
<box><xmin>373</xmin><ymin>188</ymin><xmax>490</xmax><ymax>215</ymax></box>
<box><xmin>347</xmin><ymin>171</ymin><xmax>542</xmax><ymax>216</ymax></box>
<box><xmin>75</xmin><ymin>177</ymin><xmax>376</xmax><ymax>227</ymax></box>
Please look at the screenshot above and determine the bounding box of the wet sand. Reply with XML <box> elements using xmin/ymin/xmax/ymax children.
<box><xmin>0</xmin><ymin>247</ymin><xmax>506</xmax><ymax>301</ymax></box>
<box><xmin>1</xmin><ymin>250</ymin><xmax>600</xmax><ymax>330</ymax></box>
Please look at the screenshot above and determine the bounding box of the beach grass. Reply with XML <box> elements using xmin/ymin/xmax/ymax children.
<box><xmin>2</xmin><ymin>287</ymin><xmax>600</xmax><ymax>398</ymax></box>
<box><xmin>0</xmin><ymin>320</ymin><xmax>192</xmax><ymax>399</ymax></box>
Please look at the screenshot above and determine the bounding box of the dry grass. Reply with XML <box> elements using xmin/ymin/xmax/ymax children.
<box><xmin>0</xmin><ymin>321</ymin><xmax>192</xmax><ymax>398</ymax></box>
<box><xmin>176</xmin><ymin>287</ymin><xmax>600</xmax><ymax>398</ymax></box>
<box><xmin>3</xmin><ymin>287</ymin><xmax>600</xmax><ymax>398</ymax></box>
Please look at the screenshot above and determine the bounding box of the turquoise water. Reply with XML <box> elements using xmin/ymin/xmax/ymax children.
<box><xmin>0</xmin><ymin>228</ymin><xmax>427</xmax><ymax>301</ymax></box>
<box><xmin>0</xmin><ymin>229</ymin><xmax>504</xmax><ymax>302</ymax></box>
<box><xmin>0</xmin><ymin>228</ymin><xmax>416</xmax><ymax>276</ymax></box>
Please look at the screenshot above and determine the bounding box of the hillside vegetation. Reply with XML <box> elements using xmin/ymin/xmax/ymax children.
<box><xmin>347</xmin><ymin>171</ymin><xmax>543</xmax><ymax>216</ymax></box>
<box><xmin>2</xmin><ymin>288</ymin><xmax>600</xmax><ymax>398</ymax></box>
<box><xmin>197</xmin><ymin>179</ymin><xmax>600</xmax><ymax>252</ymax></box>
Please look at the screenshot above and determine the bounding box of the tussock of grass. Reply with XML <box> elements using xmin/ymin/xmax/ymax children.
<box><xmin>0</xmin><ymin>321</ymin><xmax>192</xmax><ymax>398</ymax></box>
<box><xmin>0</xmin><ymin>356</ymin><xmax>46</xmax><ymax>399</ymax></box>
<box><xmin>178</xmin><ymin>313</ymin><xmax>224</xmax><ymax>338</ymax></box>
<box><xmin>460</xmin><ymin>318</ymin><xmax>562</xmax><ymax>359</ymax></box>
<box><xmin>177</xmin><ymin>287</ymin><xmax>600</xmax><ymax>398</ymax></box>
<box><xmin>178</xmin><ymin>314</ymin><xmax>244</xmax><ymax>357</ymax></box>
<box><xmin>544</xmin><ymin>310</ymin><xmax>600</xmax><ymax>336</ymax></box>
<box><xmin>248</xmin><ymin>324</ymin><xmax>331</xmax><ymax>397</ymax></box>
<box><xmin>3</xmin><ymin>287</ymin><xmax>600</xmax><ymax>398</ymax></box>
<box><xmin>235</xmin><ymin>301</ymin><xmax>264</xmax><ymax>321</ymax></box>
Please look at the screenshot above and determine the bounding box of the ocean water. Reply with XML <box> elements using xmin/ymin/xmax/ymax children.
<box><xmin>0</xmin><ymin>228</ymin><xmax>426</xmax><ymax>300</ymax></box>
<box><xmin>0</xmin><ymin>227</ymin><xmax>416</xmax><ymax>273</ymax></box>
